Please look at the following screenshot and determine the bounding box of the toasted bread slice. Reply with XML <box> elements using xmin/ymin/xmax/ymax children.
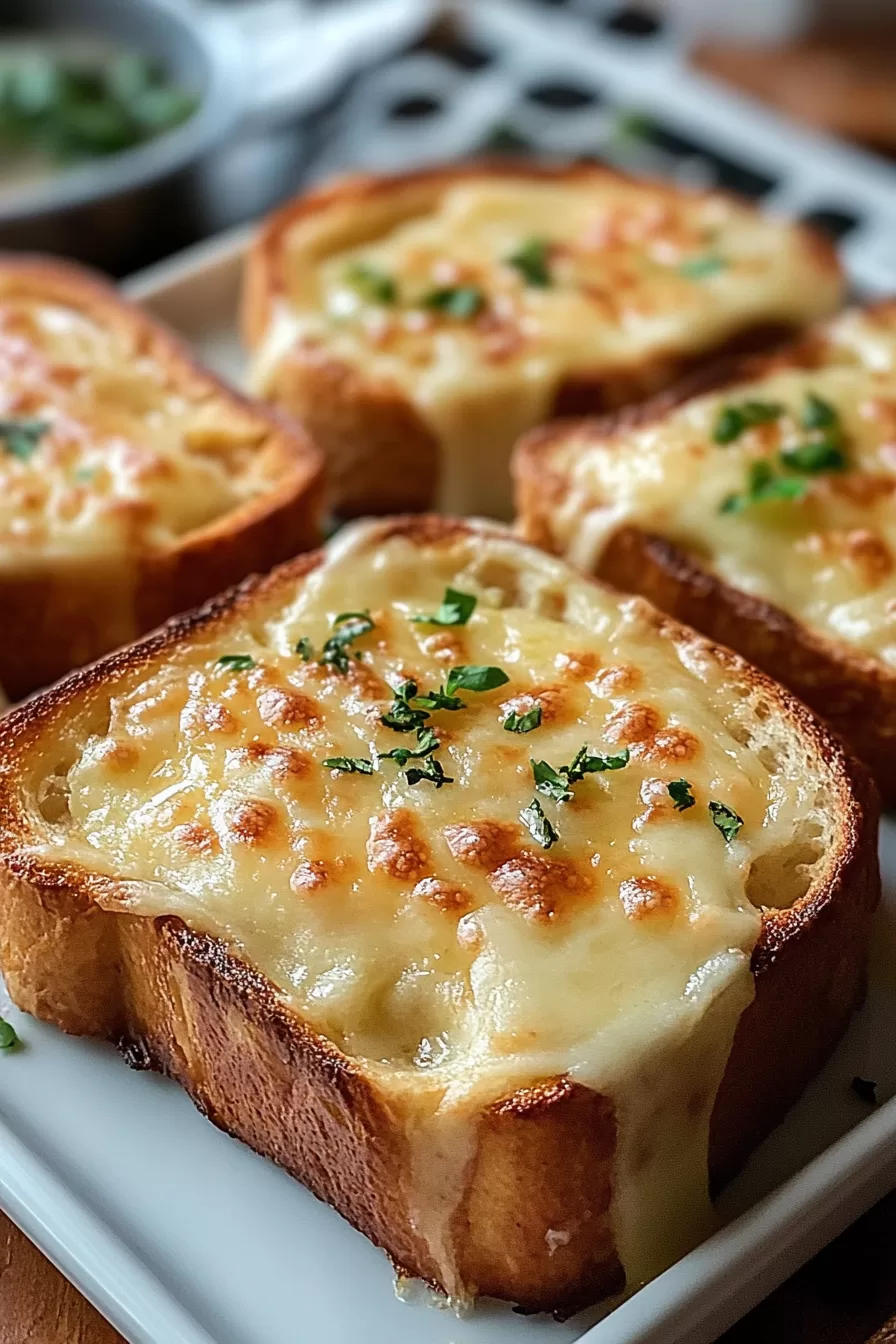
<box><xmin>243</xmin><ymin>162</ymin><xmax>843</xmax><ymax>521</ymax></box>
<box><xmin>515</xmin><ymin>302</ymin><xmax>896</xmax><ymax>805</ymax></box>
<box><xmin>0</xmin><ymin>518</ymin><xmax>878</xmax><ymax>1314</ymax></box>
<box><xmin>0</xmin><ymin>256</ymin><xmax>324</xmax><ymax>700</ymax></box>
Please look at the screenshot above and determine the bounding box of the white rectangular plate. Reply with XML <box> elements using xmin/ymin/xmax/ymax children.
<box><xmin>1</xmin><ymin>227</ymin><xmax>895</xmax><ymax>1344</ymax></box>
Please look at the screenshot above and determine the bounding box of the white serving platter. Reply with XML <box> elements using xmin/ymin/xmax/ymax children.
<box><xmin>0</xmin><ymin>219</ymin><xmax>892</xmax><ymax>1344</ymax></box>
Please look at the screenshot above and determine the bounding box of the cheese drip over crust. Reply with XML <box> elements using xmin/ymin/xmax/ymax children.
<box><xmin>37</xmin><ymin>525</ymin><xmax>824</xmax><ymax>1296</ymax></box>
<box><xmin>250</xmin><ymin>174</ymin><xmax>841</xmax><ymax>516</ymax></box>
<box><xmin>549</xmin><ymin>307</ymin><xmax>896</xmax><ymax>667</ymax></box>
<box><xmin>0</xmin><ymin>294</ymin><xmax>276</xmax><ymax>564</ymax></box>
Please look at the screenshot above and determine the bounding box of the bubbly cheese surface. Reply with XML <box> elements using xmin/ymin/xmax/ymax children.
<box><xmin>0</xmin><ymin>293</ymin><xmax>277</xmax><ymax>565</ymax></box>
<box><xmin>32</xmin><ymin>524</ymin><xmax>825</xmax><ymax>1293</ymax></box>
<box><xmin>550</xmin><ymin>307</ymin><xmax>896</xmax><ymax>667</ymax></box>
<box><xmin>251</xmin><ymin>174</ymin><xmax>842</xmax><ymax>516</ymax></box>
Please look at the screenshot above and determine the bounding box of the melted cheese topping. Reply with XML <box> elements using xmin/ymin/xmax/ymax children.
<box><xmin>549</xmin><ymin>307</ymin><xmax>896</xmax><ymax>667</ymax></box>
<box><xmin>32</xmin><ymin>524</ymin><xmax>824</xmax><ymax>1296</ymax></box>
<box><xmin>250</xmin><ymin>175</ymin><xmax>842</xmax><ymax>517</ymax></box>
<box><xmin>0</xmin><ymin>294</ymin><xmax>277</xmax><ymax>565</ymax></box>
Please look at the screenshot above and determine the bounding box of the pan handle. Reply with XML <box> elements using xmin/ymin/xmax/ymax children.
<box><xmin>221</xmin><ymin>0</ymin><xmax>432</xmax><ymax>130</ymax></box>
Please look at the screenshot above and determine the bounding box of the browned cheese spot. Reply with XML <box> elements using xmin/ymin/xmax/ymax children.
<box><xmin>618</xmin><ymin>876</ymin><xmax>677</xmax><ymax>920</ymax></box>
<box><xmin>367</xmin><ymin>808</ymin><xmax>430</xmax><ymax>881</ymax></box>
<box><xmin>229</xmin><ymin>741</ymin><xmax>311</xmax><ymax>781</ymax></box>
<box><xmin>418</xmin><ymin>630</ymin><xmax>466</xmax><ymax>664</ymax></box>
<box><xmin>412</xmin><ymin>877</ymin><xmax>473</xmax><ymax>914</ymax></box>
<box><xmin>554</xmin><ymin>650</ymin><xmax>601</xmax><ymax>680</ymax></box>
<box><xmin>634</xmin><ymin>777</ymin><xmax>676</xmax><ymax>828</ymax></box>
<box><xmin>844</xmin><ymin>529</ymin><xmax>893</xmax><ymax>586</ymax></box>
<box><xmin>499</xmin><ymin>684</ymin><xmax>570</xmax><ymax>726</ymax></box>
<box><xmin>636</xmin><ymin>726</ymin><xmax>701</xmax><ymax>764</ymax></box>
<box><xmin>442</xmin><ymin>820</ymin><xmax>519</xmax><ymax>871</ymax></box>
<box><xmin>256</xmin><ymin>686</ymin><xmax>322</xmax><ymax>729</ymax></box>
<box><xmin>93</xmin><ymin>739</ymin><xmax>139</xmax><ymax>773</ymax></box>
<box><xmin>604</xmin><ymin>702</ymin><xmax>661</xmax><ymax>746</ymax></box>
<box><xmin>589</xmin><ymin>664</ymin><xmax>643</xmax><ymax>697</ymax></box>
<box><xmin>489</xmin><ymin>854</ymin><xmax>588</xmax><ymax>924</ymax></box>
<box><xmin>225</xmin><ymin>798</ymin><xmax>281</xmax><ymax>848</ymax></box>
<box><xmin>290</xmin><ymin>860</ymin><xmax>330</xmax><ymax>894</ymax></box>
<box><xmin>182</xmin><ymin>700</ymin><xmax>239</xmax><ymax>737</ymax></box>
<box><xmin>171</xmin><ymin>822</ymin><xmax>219</xmax><ymax>856</ymax></box>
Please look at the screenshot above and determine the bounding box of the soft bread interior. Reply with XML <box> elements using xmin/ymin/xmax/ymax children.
<box><xmin>531</xmin><ymin>305</ymin><xmax>896</xmax><ymax>667</ymax></box>
<box><xmin>249</xmin><ymin>169</ymin><xmax>842</xmax><ymax>518</ymax></box>
<box><xmin>8</xmin><ymin>520</ymin><xmax>840</xmax><ymax>1296</ymax></box>
<box><xmin>0</xmin><ymin>270</ymin><xmax>294</xmax><ymax>565</ymax></box>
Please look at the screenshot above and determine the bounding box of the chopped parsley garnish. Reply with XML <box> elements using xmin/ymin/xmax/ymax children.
<box><xmin>344</xmin><ymin>262</ymin><xmax>396</xmax><ymax>305</ymax></box>
<box><xmin>321</xmin><ymin>756</ymin><xmax>374</xmax><ymax>775</ymax></box>
<box><xmin>851</xmin><ymin>1076</ymin><xmax>878</xmax><ymax>1105</ymax></box>
<box><xmin>679</xmin><ymin>254</ymin><xmax>727</xmax><ymax>280</ymax></box>
<box><xmin>713</xmin><ymin>401</ymin><xmax>783</xmax><ymax>445</ymax></box>
<box><xmin>0</xmin><ymin>417</ymin><xmax>50</xmax><ymax>461</ymax></box>
<box><xmin>319</xmin><ymin>610</ymin><xmax>374</xmax><ymax>675</ymax></box>
<box><xmin>0</xmin><ymin>1017</ymin><xmax>20</xmax><ymax>1051</ymax></box>
<box><xmin>379</xmin><ymin>726</ymin><xmax>439</xmax><ymax>766</ymax></box>
<box><xmin>381</xmin><ymin>680</ymin><xmax>430</xmax><ymax>732</ymax></box>
<box><xmin>802</xmin><ymin>392</ymin><xmax>838</xmax><ymax>430</ymax></box>
<box><xmin>445</xmin><ymin>664</ymin><xmax>509</xmax><ymax>695</ymax></box>
<box><xmin>423</xmin><ymin>285</ymin><xmax>485</xmax><ymax>320</ymax></box>
<box><xmin>720</xmin><ymin>460</ymin><xmax>808</xmax><ymax>514</ymax></box>
<box><xmin>521</xmin><ymin>797</ymin><xmax>559</xmax><ymax>850</ymax></box>
<box><xmin>413</xmin><ymin>686</ymin><xmax>466</xmax><ymax>712</ymax></box>
<box><xmin>215</xmin><ymin>654</ymin><xmax>256</xmax><ymax>673</ymax></box>
<box><xmin>668</xmin><ymin>778</ymin><xmax>696</xmax><ymax>811</ymax></box>
<box><xmin>504</xmin><ymin>705</ymin><xmax>542</xmax><ymax>734</ymax></box>
<box><xmin>295</xmin><ymin>637</ymin><xmax>313</xmax><ymax>661</ymax></box>
<box><xmin>505</xmin><ymin>237</ymin><xmax>552</xmax><ymax>287</ymax></box>
<box><xmin>406</xmin><ymin>756</ymin><xmax>454</xmax><ymax>788</ymax></box>
<box><xmin>779</xmin><ymin>439</ymin><xmax>846</xmax><ymax>473</ymax></box>
<box><xmin>412</xmin><ymin>587</ymin><xmax>477</xmax><ymax>627</ymax></box>
<box><xmin>564</xmin><ymin>745</ymin><xmax>630</xmax><ymax>781</ymax></box>
<box><xmin>709</xmin><ymin>800</ymin><xmax>743</xmax><ymax>843</ymax></box>
<box><xmin>531</xmin><ymin>758</ymin><xmax>574</xmax><ymax>804</ymax></box>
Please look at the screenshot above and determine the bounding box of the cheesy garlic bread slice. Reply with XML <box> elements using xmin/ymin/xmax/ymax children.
<box><xmin>0</xmin><ymin>518</ymin><xmax>878</xmax><ymax>1314</ymax></box>
<box><xmin>515</xmin><ymin>302</ymin><xmax>896</xmax><ymax>804</ymax></box>
<box><xmin>0</xmin><ymin>256</ymin><xmax>323</xmax><ymax>700</ymax></box>
<box><xmin>244</xmin><ymin>162</ymin><xmax>843</xmax><ymax>520</ymax></box>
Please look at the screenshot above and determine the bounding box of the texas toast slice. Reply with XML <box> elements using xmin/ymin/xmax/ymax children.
<box><xmin>0</xmin><ymin>517</ymin><xmax>879</xmax><ymax>1313</ymax></box>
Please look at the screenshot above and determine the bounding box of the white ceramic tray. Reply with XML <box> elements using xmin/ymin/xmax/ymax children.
<box><xmin>0</xmin><ymin>221</ymin><xmax>892</xmax><ymax>1344</ymax></box>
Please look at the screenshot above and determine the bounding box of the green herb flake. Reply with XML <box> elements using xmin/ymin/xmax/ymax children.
<box><xmin>319</xmin><ymin>610</ymin><xmax>374</xmax><ymax>675</ymax></box>
<box><xmin>520</xmin><ymin>797</ymin><xmax>559</xmax><ymax>850</ymax></box>
<box><xmin>413</xmin><ymin>686</ymin><xmax>465</xmax><ymax>712</ymax></box>
<box><xmin>720</xmin><ymin>459</ymin><xmax>808</xmax><ymax>514</ymax></box>
<box><xmin>381</xmin><ymin>680</ymin><xmax>430</xmax><ymax>733</ymax></box>
<box><xmin>564</xmin><ymin>745</ymin><xmax>630</xmax><ymax>782</ymax></box>
<box><xmin>405</xmin><ymin>756</ymin><xmax>454</xmax><ymax>788</ymax></box>
<box><xmin>531</xmin><ymin>759</ymin><xmax>574</xmax><ymax>804</ymax></box>
<box><xmin>445</xmin><ymin>665</ymin><xmax>509</xmax><ymax>696</ymax></box>
<box><xmin>712</xmin><ymin>400</ymin><xmax>783</xmax><ymax>445</ymax></box>
<box><xmin>851</xmin><ymin>1076</ymin><xmax>878</xmax><ymax>1105</ymax></box>
<box><xmin>295</xmin><ymin>637</ymin><xmax>314</xmax><ymax>661</ymax></box>
<box><xmin>0</xmin><ymin>1017</ymin><xmax>20</xmax><ymax>1052</ymax></box>
<box><xmin>321</xmin><ymin>756</ymin><xmax>374</xmax><ymax>775</ymax></box>
<box><xmin>0</xmin><ymin>417</ymin><xmax>51</xmax><ymax>461</ymax></box>
<box><xmin>379</xmin><ymin>726</ymin><xmax>439</xmax><ymax>766</ymax></box>
<box><xmin>668</xmin><ymin>778</ymin><xmax>695</xmax><ymax>811</ymax></box>
<box><xmin>344</xmin><ymin>261</ymin><xmax>397</xmax><ymax>305</ymax></box>
<box><xmin>215</xmin><ymin>654</ymin><xmax>256</xmax><ymax>673</ymax></box>
<box><xmin>412</xmin><ymin>587</ymin><xmax>477</xmax><ymax>627</ymax></box>
<box><xmin>802</xmin><ymin>392</ymin><xmax>838</xmax><ymax>431</ymax></box>
<box><xmin>709</xmin><ymin>800</ymin><xmax>743</xmax><ymax>843</ymax></box>
<box><xmin>503</xmin><ymin>705</ymin><xmax>542</xmax><ymax>734</ymax></box>
<box><xmin>679</xmin><ymin>254</ymin><xmax>727</xmax><ymax>280</ymax></box>
<box><xmin>423</xmin><ymin>285</ymin><xmax>485</xmax><ymax>320</ymax></box>
<box><xmin>779</xmin><ymin>439</ymin><xmax>846</xmax><ymax>474</ymax></box>
<box><xmin>505</xmin><ymin>237</ymin><xmax>552</xmax><ymax>288</ymax></box>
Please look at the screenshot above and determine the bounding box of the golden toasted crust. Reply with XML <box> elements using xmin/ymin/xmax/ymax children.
<box><xmin>0</xmin><ymin>255</ymin><xmax>325</xmax><ymax>700</ymax></box>
<box><xmin>0</xmin><ymin>517</ymin><xmax>879</xmax><ymax>1314</ymax></box>
<box><xmin>244</xmin><ymin>161</ymin><xmax>840</xmax><ymax>518</ymax></box>
<box><xmin>513</xmin><ymin>306</ymin><xmax>896</xmax><ymax>807</ymax></box>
